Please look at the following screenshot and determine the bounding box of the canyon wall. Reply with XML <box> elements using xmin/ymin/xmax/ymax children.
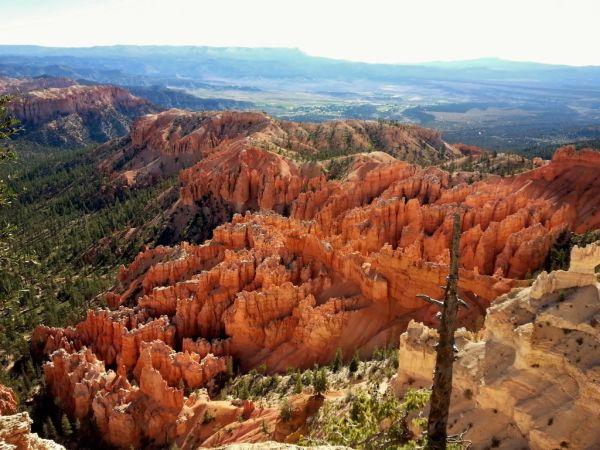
<box><xmin>1</xmin><ymin>77</ymin><xmax>155</xmax><ymax>146</ymax></box>
<box><xmin>31</xmin><ymin>110</ymin><xmax>600</xmax><ymax>448</ymax></box>
<box><xmin>102</xmin><ymin>109</ymin><xmax>464</xmax><ymax>188</ymax></box>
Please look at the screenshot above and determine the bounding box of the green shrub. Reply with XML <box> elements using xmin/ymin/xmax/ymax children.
<box><xmin>60</xmin><ymin>413</ymin><xmax>73</xmax><ymax>437</ymax></box>
<box><xmin>293</xmin><ymin>374</ymin><xmax>304</xmax><ymax>394</ymax></box>
<box><xmin>349</xmin><ymin>351</ymin><xmax>360</xmax><ymax>373</ymax></box>
<box><xmin>299</xmin><ymin>387</ymin><xmax>432</xmax><ymax>449</ymax></box>
<box><xmin>331</xmin><ymin>348</ymin><xmax>343</xmax><ymax>373</ymax></box>
<box><xmin>202</xmin><ymin>410</ymin><xmax>216</xmax><ymax>424</ymax></box>
<box><xmin>279</xmin><ymin>399</ymin><xmax>293</xmax><ymax>422</ymax></box>
<box><xmin>312</xmin><ymin>368</ymin><xmax>329</xmax><ymax>396</ymax></box>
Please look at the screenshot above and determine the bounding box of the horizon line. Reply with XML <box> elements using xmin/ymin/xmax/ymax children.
<box><xmin>1</xmin><ymin>44</ymin><xmax>599</xmax><ymax>69</ymax></box>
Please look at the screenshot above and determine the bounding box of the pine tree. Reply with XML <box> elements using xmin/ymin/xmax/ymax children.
<box><xmin>44</xmin><ymin>417</ymin><xmax>58</xmax><ymax>439</ymax></box>
<box><xmin>61</xmin><ymin>413</ymin><xmax>73</xmax><ymax>437</ymax></box>
<box><xmin>331</xmin><ymin>348</ymin><xmax>343</xmax><ymax>372</ymax></box>
<box><xmin>312</xmin><ymin>368</ymin><xmax>329</xmax><ymax>397</ymax></box>
<box><xmin>349</xmin><ymin>351</ymin><xmax>360</xmax><ymax>373</ymax></box>
<box><xmin>293</xmin><ymin>374</ymin><xmax>304</xmax><ymax>394</ymax></box>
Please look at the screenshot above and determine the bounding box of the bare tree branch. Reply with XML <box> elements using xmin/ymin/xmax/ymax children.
<box><xmin>416</xmin><ymin>294</ymin><xmax>444</xmax><ymax>308</ymax></box>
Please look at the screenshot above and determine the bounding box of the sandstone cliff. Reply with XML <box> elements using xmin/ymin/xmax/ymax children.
<box><xmin>393</xmin><ymin>242</ymin><xmax>600</xmax><ymax>450</ymax></box>
<box><xmin>1</xmin><ymin>76</ymin><xmax>155</xmax><ymax>147</ymax></box>
<box><xmin>101</xmin><ymin>109</ymin><xmax>462</xmax><ymax>189</ymax></box>
<box><xmin>0</xmin><ymin>384</ymin><xmax>17</xmax><ymax>416</ymax></box>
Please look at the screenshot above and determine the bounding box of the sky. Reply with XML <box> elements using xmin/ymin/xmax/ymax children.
<box><xmin>0</xmin><ymin>0</ymin><xmax>599</xmax><ymax>66</ymax></box>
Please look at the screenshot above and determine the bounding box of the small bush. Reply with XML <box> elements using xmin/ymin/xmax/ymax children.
<box><xmin>312</xmin><ymin>368</ymin><xmax>329</xmax><ymax>396</ymax></box>
<box><xmin>279</xmin><ymin>399</ymin><xmax>293</xmax><ymax>422</ymax></box>
<box><xmin>202</xmin><ymin>410</ymin><xmax>216</xmax><ymax>424</ymax></box>
<box><xmin>293</xmin><ymin>374</ymin><xmax>304</xmax><ymax>394</ymax></box>
<box><xmin>302</xmin><ymin>369</ymin><xmax>314</xmax><ymax>386</ymax></box>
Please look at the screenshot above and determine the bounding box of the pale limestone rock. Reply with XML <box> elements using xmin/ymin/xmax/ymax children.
<box><xmin>530</xmin><ymin>270</ymin><xmax>597</xmax><ymax>299</ymax></box>
<box><xmin>531</xmin><ymin>241</ymin><xmax>600</xmax><ymax>299</ymax></box>
<box><xmin>0</xmin><ymin>412</ymin><xmax>64</xmax><ymax>450</ymax></box>
<box><xmin>395</xmin><ymin>251</ymin><xmax>600</xmax><ymax>450</ymax></box>
<box><xmin>570</xmin><ymin>241</ymin><xmax>600</xmax><ymax>274</ymax></box>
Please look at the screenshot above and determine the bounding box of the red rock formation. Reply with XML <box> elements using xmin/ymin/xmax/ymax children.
<box><xmin>38</xmin><ymin>345</ymin><xmax>308</xmax><ymax>449</ymax></box>
<box><xmin>0</xmin><ymin>384</ymin><xmax>17</xmax><ymax>416</ymax></box>
<box><xmin>451</xmin><ymin>142</ymin><xmax>486</xmax><ymax>156</ymax></box>
<box><xmin>100</xmin><ymin>110</ymin><xmax>273</xmax><ymax>187</ymax></box>
<box><xmin>2</xmin><ymin>77</ymin><xmax>155</xmax><ymax>146</ymax></box>
<box><xmin>102</xmin><ymin>109</ymin><xmax>460</xmax><ymax>188</ymax></box>
<box><xmin>33</xmin><ymin>108</ymin><xmax>600</xmax><ymax>448</ymax></box>
<box><xmin>9</xmin><ymin>85</ymin><xmax>151</xmax><ymax>126</ymax></box>
<box><xmin>133</xmin><ymin>340</ymin><xmax>229</xmax><ymax>390</ymax></box>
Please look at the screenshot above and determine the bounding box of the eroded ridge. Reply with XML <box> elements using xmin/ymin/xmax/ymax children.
<box><xmin>32</xmin><ymin>111</ymin><xmax>600</xmax><ymax>448</ymax></box>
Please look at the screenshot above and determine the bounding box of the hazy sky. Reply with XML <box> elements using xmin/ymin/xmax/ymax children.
<box><xmin>1</xmin><ymin>0</ymin><xmax>598</xmax><ymax>66</ymax></box>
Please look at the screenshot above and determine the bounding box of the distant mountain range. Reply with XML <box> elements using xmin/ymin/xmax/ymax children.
<box><xmin>1</xmin><ymin>45</ymin><xmax>600</xmax><ymax>87</ymax></box>
<box><xmin>2</xmin><ymin>45</ymin><xmax>600</xmax><ymax>149</ymax></box>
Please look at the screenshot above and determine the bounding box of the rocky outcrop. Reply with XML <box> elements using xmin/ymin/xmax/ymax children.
<box><xmin>394</xmin><ymin>242</ymin><xmax>600</xmax><ymax>450</ymax></box>
<box><xmin>570</xmin><ymin>241</ymin><xmax>600</xmax><ymax>274</ymax></box>
<box><xmin>133</xmin><ymin>340</ymin><xmax>229</xmax><ymax>390</ymax></box>
<box><xmin>0</xmin><ymin>412</ymin><xmax>64</xmax><ymax>450</ymax></box>
<box><xmin>0</xmin><ymin>385</ymin><xmax>17</xmax><ymax>416</ymax></box>
<box><xmin>0</xmin><ymin>384</ymin><xmax>63</xmax><ymax>449</ymax></box>
<box><xmin>101</xmin><ymin>109</ymin><xmax>460</xmax><ymax>188</ymax></box>
<box><xmin>2</xmin><ymin>77</ymin><xmax>155</xmax><ymax>147</ymax></box>
<box><xmin>9</xmin><ymin>85</ymin><xmax>151</xmax><ymax>126</ymax></box>
<box><xmin>29</xmin><ymin>342</ymin><xmax>314</xmax><ymax>449</ymax></box>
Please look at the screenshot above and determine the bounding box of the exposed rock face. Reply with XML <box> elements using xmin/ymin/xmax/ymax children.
<box><xmin>570</xmin><ymin>241</ymin><xmax>600</xmax><ymax>274</ymax></box>
<box><xmin>29</xmin><ymin>335</ymin><xmax>314</xmax><ymax>449</ymax></box>
<box><xmin>0</xmin><ymin>412</ymin><xmax>64</xmax><ymax>450</ymax></box>
<box><xmin>101</xmin><ymin>109</ymin><xmax>460</xmax><ymax>188</ymax></box>
<box><xmin>0</xmin><ymin>385</ymin><xmax>17</xmax><ymax>416</ymax></box>
<box><xmin>394</xmin><ymin>242</ymin><xmax>600</xmax><ymax>450</ymax></box>
<box><xmin>33</xmin><ymin>106</ymin><xmax>600</xmax><ymax>449</ymax></box>
<box><xmin>450</xmin><ymin>142</ymin><xmax>486</xmax><ymax>156</ymax></box>
<box><xmin>1</xmin><ymin>76</ymin><xmax>155</xmax><ymax>146</ymax></box>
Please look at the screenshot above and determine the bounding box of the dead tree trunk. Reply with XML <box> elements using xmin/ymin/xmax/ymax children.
<box><xmin>419</xmin><ymin>211</ymin><xmax>462</xmax><ymax>450</ymax></box>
